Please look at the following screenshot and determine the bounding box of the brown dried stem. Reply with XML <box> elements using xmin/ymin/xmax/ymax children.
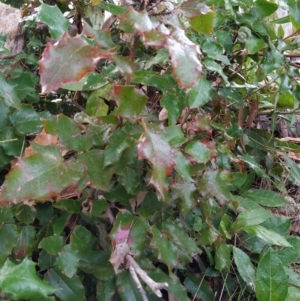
<box><xmin>126</xmin><ymin>254</ymin><xmax>168</xmax><ymax>298</ymax></box>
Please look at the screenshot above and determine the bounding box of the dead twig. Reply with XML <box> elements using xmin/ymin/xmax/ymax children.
<box><xmin>126</xmin><ymin>254</ymin><xmax>168</xmax><ymax>298</ymax></box>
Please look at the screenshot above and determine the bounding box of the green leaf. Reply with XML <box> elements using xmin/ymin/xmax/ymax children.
<box><xmin>117</xmin><ymin>270</ymin><xmax>143</xmax><ymax>301</ymax></box>
<box><xmin>198</xmin><ymin>170</ymin><xmax>233</xmax><ymax>205</ymax></box>
<box><xmin>233</xmin><ymin>247</ymin><xmax>255</xmax><ymax>288</ymax></box>
<box><xmin>251</xmin><ymin>0</ymin><xmax>279</xmax><ymax>19</ymax></box>
<box><xmin>215</xmin><ymin>242</ymin><xmax>231</xmax><ymax>271</ymax></box>
<box><xmin>172</xmin><ymin>181</ymin><xmax>196</xmax><ymax>215</ymax></box>
<box><xmin>46</xmin><ymin>268</ymin><xmax>85</xmax><ymax>301</ymax></box>
<box><xmin>282</xmin><ymin>0</ymin><xmax>300</xmax><ymax>23</ymax></box>
<box><xmin>167</xmin><ymin>29</ymin><xmax>202</xmax><ymax>89</ymax></box>
<box><xmin>37</xmin><ymin>3</ymin><xmax>69</xmax><ymax>40</ymax></box>
<box><xmin>57</xmin><ymin>245</ymin><xmax>80</xmax><ymax>278</ymax></box>
<box><xmin>78</xmin><ymin>150</ymin><xmax>115</xmax><ymax>191</ymax></box>
<box><xmin>0</xmin><ymin>145</ymin><xmax>83</xmax><ymax>202</ymax></box>
<box><xmin>9</xmin><ymin>104</ymin><xmax>43</xmax><ymax>135</ymax></box>
<box><xmin>256</xmin><ymin>248</ymin><xmax>288</xmax><ymax>301</ymax></box>
<box><xmin>114</xmin><ymin>85</ymin><xmax>147</xmax><ymax>118</ymax></box>
<box><xmin>0</xmin><ymin>258</ymin><xmax>56</xmax><ymax>299</ymax></box>
<box><xmin>14</xmin><ymin>225</ymin><xmax>36</xmax><ymax>258</ymax></box>
<box><xmin>240</xmin><ymin>154</ymin><xmax>269</xmax><ymax>178</ymax></box>
<box><xmin>162</xmin><ymin>220</ymin><xmax>199</xmax><ymax>255</ymax></box>
<box><xmin>0</xmin><ymin>73</ymin><xmax>21</xmax><ymax>109</ymax></box>
<box><xmin>0</xmin><ymin>224</ymin><xmax>18</xmax><ymax>265</ymax></box>
<box><xmin>62</xmin><ymin>72</ymin><xmax>107</xmax><ymax>91</ymax></box>
<box><xmin>184</xmin><ymin>275</ymin><xmax>214</xmax><ymax>301</ymax></box>
<box><xmin>161</xmin><ymin>91</ymin><xmax>186</xmax><ymax>126</ymax></box>
<box><xmin>231</xmin><ymin>208</ymin><xmax>272</xmax><ymax>230</ymax></box>
<box><xmin>287</xmin><ymin>287</ymin><xmax>300</xmax><ymax>301</ymax></box>
<box><xmin>39</xmin><ymin>235</ymin><xmax>64</xmax><ymax>255</ymax></box>
<box><xmin>242</xmin><ymin>189</ymin><xmax>288</xmax><ymax>207</ymax></box>
<box><xmin>189</xmin><ymin>12</ymin><xmax>215</xmax><ymax>35</ymax></box>
<box><xmin>149</xmin><ymin>269</ymin><xmax>190</xmax><ymax>301</ymax></box>
<box><xmin>104</xmin><ymin>130</ymin><xmax>133</xmax><ymax>166</ymax></box>
<box><xmin>185</xmin><ymin>140</ymin><xmax>217</xmax><ymax>163</ymax></box>
<box><xmin>277</xmin><ymin>236</ymin><xmax>300</xmax><ymax>266</ymax></box>
<box><xmin>82</xmin><ymin>20</ymin><xmax>116</xmax><ymax>49</ymax></box>
<box><xmin>188</xmin><ymin>77</ymin><xmax>213</xmax><ymax>108</ymax></box>
<box><xmin>97</xmin><ymin>277</ymin><xmax>116</xmax><ymax>300</ymax></box>
<box><xmin>243</xmin><ymin>225</ymin><xmax>291</xmax><ymax>247</ymax></box>
<box><xmin>161</xmin><ymin>126</ymin><xmax>186</xmax><ymax>147</ymax></box>
<box><xmin>284</xmin><ymin>155</ymin><xmax>300</xmax><ymax>185</ymax></box>
<box><xmin>44</xmin><ymin>114</ymin><xmax>93</xmax><ymax>151</ymax></box>
<box><xmin>245</xmin><ymin>34</ymin><xmax>267</xmax><ymax>55</ymax></box>
<box><xmin>70</xmin><ymin>226</ymin><xmax>92</xmax><ymax>252</ymax></box>
<box><xmin>150</xmin><ymin>226</ymin><xmax>182</xmax><ymax>268</ymax></box>
<box><xmin>39</xmin><ymin>33</ymin><xmax>113</xmax><ymax>93</ymax></box>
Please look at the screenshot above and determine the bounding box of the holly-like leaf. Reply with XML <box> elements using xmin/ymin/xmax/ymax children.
<box><xmin>39</xmin><ymin>33</ymin><xmax>114</xmax><ymax>93</ymax></box>
<box><xmin>198</xmin><ymin>170</ymin><xmax>233</xmax><ymax>205</ymax></box>
<box><xmin>114</xmin><ymin>85</ymin><xmax>148</xmax><ymax>118</ymax></box>
<box><xmin>39</xmin><ymin>235</ymin><xmax>64</xmax><ymax>255</ymax></box>
<box><xmin>44</xmin><ymin>114</ymin><xmax>93</xmax><ymax>151</ymax></box>
<box><xmin>0</xmin><ymin>145</ymin><xmax>83</xmax><ymax>203</ymax></box>
<box><xmin>57</xmin><ymin>245</ymin><xmax>80</xmax><ymax>278</ymax></box>
<box><xmin>119</xmin><ymin>7</ymin><xmax>154</xmax><ymax>32</ymax></box>
<box><xmin>188</xmin><ymin>77</ymin><xmax>213</xmax><ymax>108</ymax></box>
<box><xmin>185</xmin><ymin>140</ymin><xmax>217</xmax><ymax>164</ymax></box>
<box><xmin>82</xmin><ymin>20</ymin><xmax>116</xmax><ymax>49</ymax></box>
<box><xmin>78</xmin><ymin>150</ymin><xmax>115</xmax><ymax>191</ymax></box>
<box><xmin>45</xmin><ymin>268</ymin><xmax>85</xmax><ymax>301</ymax></box>
<box><xmin>109</xmin><ymin>214</ymin><xmax>132</xmax><ymax>274</ymax></box>
<box><xmin>36</xmin><ymin>3</ymin><xmax>69</xmax><ymax>40</ymax></box>
<box><xmin>0</xmin><ymin>224</ymin><xmax>18</xmax><ymax>265</ymax></box>
<box><xmin>138</xmin><ymin>128</ymin><xmax>177</xmax><ymax>198</ymax></box>
<box><xmin>180</xmin><ymin>0</ymin><xmax>212</xmax><ymax>18</ymax></box>
<box><xmin>0</xmin><ymin>258</ymin><xmax>56</xmax><ymax>299</ymax></box>
<box><xmin>9</xmin><ymin>104</ymin><xmax>43</xmax><ymax>135</ymax></box>
<box><xmin>0</xmin><ymin>74</ymin><xmax>21</xmax><ymax>109</ymax></box>
<box><xmin>166</xmin><ymin>29</ymin><xmax>202</xmax><ymax>89</ymax></box>
<box><xmin>104</xmin><ymin>129</ymin><xmax>133</xmax><ymax>166</ymax></box>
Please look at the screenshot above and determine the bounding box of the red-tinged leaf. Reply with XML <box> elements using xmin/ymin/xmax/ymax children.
<box><xmin>187</xmin><ymin>114</ymin><xmax>212</xmax><ymax>133</ymax></box>
<box><xmin>114</xmin><ymin>85</ymin><xmax>147</xmax><ymax>118</ymax></box>
<box><xmin>138</xmin><ymin>129</ymin><xmax>177</xmax><ymax>198</ymax></box>
<box><xmin>119</xmin><ymin>7</ymin><xmax>154</xmax><ymax>32</ymax></box>
<box><xmin>109</xmin><ymin>212</ymin><xmax>132</xmax><ymax>274</ymax></box>
<box><xmin>39</xmin><ymin>33</ymin><xmax>114</xmax><ymax>94</ymax></box>
<box><xmin>166</xmin><ymin>29</ymin><xmax>202</xmax><ymax>89</ymax></box>
<box><xmin>109</xmin><ymin>211</ymin><xmax>149</xmax><ymax>274</ymax></box>
<box><xmin>0</xmin><ymin>145</ymin><xmax>83</xmax><ymax>203</ymax></box>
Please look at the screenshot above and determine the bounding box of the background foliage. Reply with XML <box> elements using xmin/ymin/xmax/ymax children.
<box><xmin>1</xmin><ymin>0</ymin><xmax>300</xmax><ymax>300</ymax></box>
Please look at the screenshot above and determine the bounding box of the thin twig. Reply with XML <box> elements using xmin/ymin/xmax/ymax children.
<box><xmin>129</xmin><ymin>265</ymin><xmax>148</xmax><ymax>301</ymax></box>
<box><xmin>126</xmin><ymin>254</ymin><xmax>168</xmax><ymax>297</ymax></box>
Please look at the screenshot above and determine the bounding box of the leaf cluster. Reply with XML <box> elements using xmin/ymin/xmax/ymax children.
<box><xmin>1</xmin><ymin>0</ymin><xmax>300</xmax><ymax>300</ymax></box>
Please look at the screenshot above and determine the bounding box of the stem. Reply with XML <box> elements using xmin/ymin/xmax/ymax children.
<box><xmin>126</xmin><ymin>254</ymin><xmax>168</xmax><ymax>297</ymax></box>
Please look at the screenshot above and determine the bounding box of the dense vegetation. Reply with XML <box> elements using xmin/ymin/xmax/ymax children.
<box><xmin>1</xmin><ymin>0</ymin><xmax>300</xmax><ymax>300</ymax></box>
